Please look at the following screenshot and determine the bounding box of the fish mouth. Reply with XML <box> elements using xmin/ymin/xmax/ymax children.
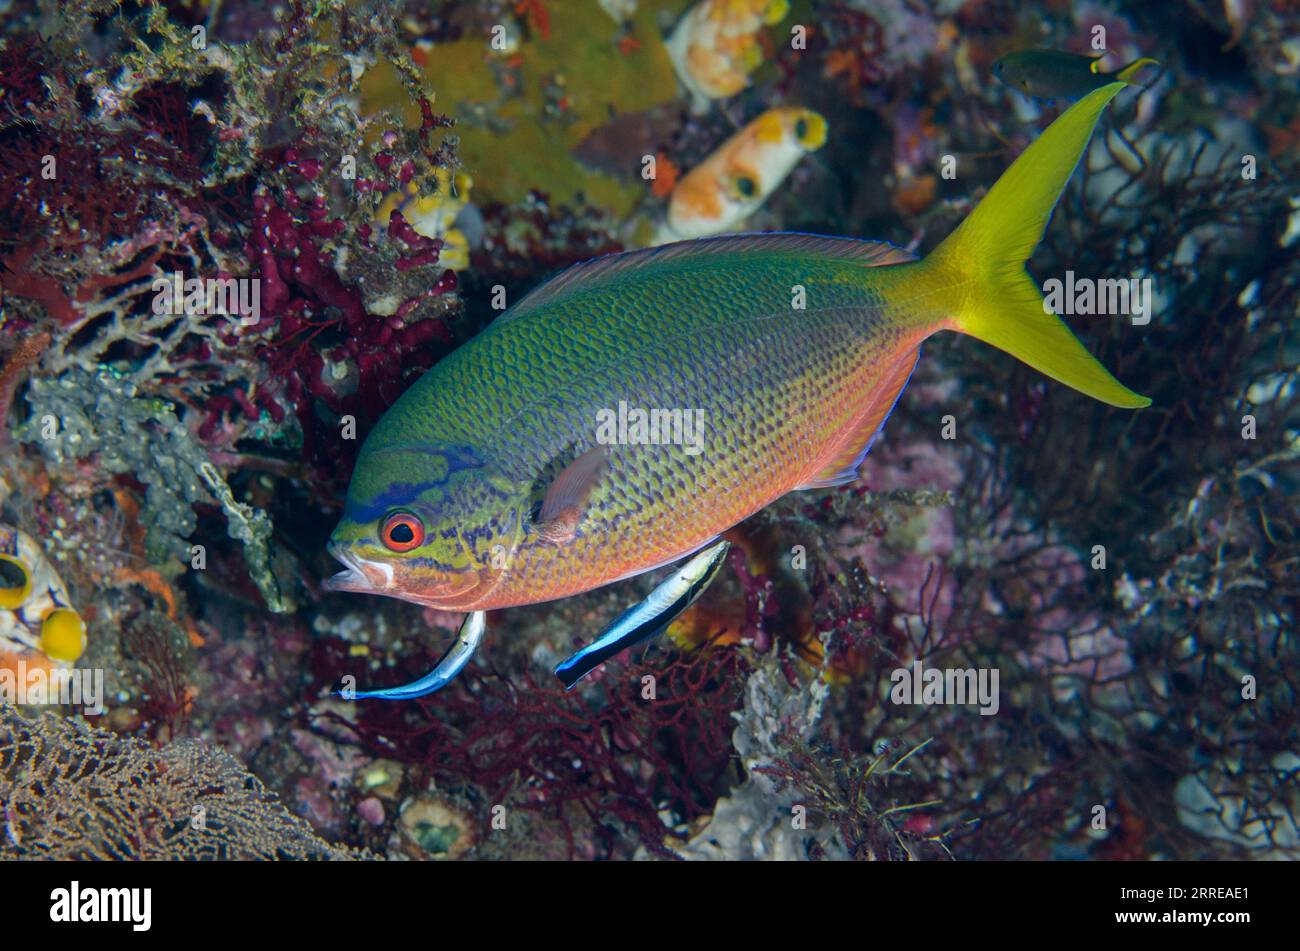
<box><xmin>321</xmin><ymin>541</ymin><xmax>491</xmax><ymax>608</ymax></box>
<box><xmin>323</xmin><ymin>543</ymin><xmax>385</xmax><ymax>594</ymax></box>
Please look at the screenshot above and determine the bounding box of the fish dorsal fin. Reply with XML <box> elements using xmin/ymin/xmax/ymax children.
<box><xmin>500</xmin><ymin>233</ymin><xmax>917</xmax><ymax>324</ymax></box>
<box><xmin>794</xmin><ymin>349</ymin><xmax>919</xmax><ymax>490</ymax></box>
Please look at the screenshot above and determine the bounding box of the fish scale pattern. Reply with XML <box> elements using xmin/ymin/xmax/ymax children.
<box><xmin>350</xmin><ymin>237</ymin><xmax>936</xmax><ymax>608</ymax></box>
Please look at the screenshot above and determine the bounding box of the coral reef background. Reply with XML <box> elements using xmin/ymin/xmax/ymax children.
<box><xmin>0</xmin><ymin>0</ymin><xmax>1297</xmax><ymax>860</ymax></box>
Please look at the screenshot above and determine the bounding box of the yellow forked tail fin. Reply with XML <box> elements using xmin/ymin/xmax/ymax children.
<box><xmin>923</xmin><ymin>82</ymin><xmax>1151</xmax><ymax>409</ymax></box>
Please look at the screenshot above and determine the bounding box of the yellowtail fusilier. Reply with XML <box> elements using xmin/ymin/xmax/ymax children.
<box><xmin>324</xmin><ymin>83</ymin><xmax>1149</xmax><ymax>699</ymax></box>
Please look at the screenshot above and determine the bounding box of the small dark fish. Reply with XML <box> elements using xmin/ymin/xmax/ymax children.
<box><xmin>994</xmin><ymin>49</ymin><xmax>1158</xmax><ymax>101</ymax></box>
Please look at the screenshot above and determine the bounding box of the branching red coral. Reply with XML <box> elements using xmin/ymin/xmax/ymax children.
<box><xmin>314</xmin><ymin>638</ymin><xmax>748</xmax><ymax>859</ymax></box>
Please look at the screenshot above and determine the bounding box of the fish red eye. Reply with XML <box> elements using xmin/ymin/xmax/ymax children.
<box><xmin>380</xmin><ymin>512</ymin><xmax>424</xmax><ymax>552</ymax></box>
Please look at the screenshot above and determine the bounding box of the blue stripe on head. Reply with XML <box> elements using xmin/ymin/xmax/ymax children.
<box><xmin>343</xmin><ymin>444</ymin><xmax>486</xmax><ymax>523</ymax></box>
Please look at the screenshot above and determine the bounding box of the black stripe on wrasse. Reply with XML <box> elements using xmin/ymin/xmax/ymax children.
<box><xmin>554</xmin><ymin>540</ymin><xmax>731</xmax><ymax>689</ymax></box>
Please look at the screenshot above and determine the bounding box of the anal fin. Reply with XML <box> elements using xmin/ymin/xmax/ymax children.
<box><xmin>794</xmin><ymin>349</ymin><xmax>920</xmax><ymax>491</ymax></box>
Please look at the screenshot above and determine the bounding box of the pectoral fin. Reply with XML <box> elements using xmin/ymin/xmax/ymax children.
<box><xmin>340</xmin><ymin>610</ymin><xmax>486</xmax><ymax>701</ymax></box>
<box><xmin>554</xmin><ymin>539</ymin><xmax>731</xmax><ymax>689</ymax></box>
<box><xmin>534</xmin><ymin>445</ymin><xmax>608</xmax><ymax>544</ymax></box>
